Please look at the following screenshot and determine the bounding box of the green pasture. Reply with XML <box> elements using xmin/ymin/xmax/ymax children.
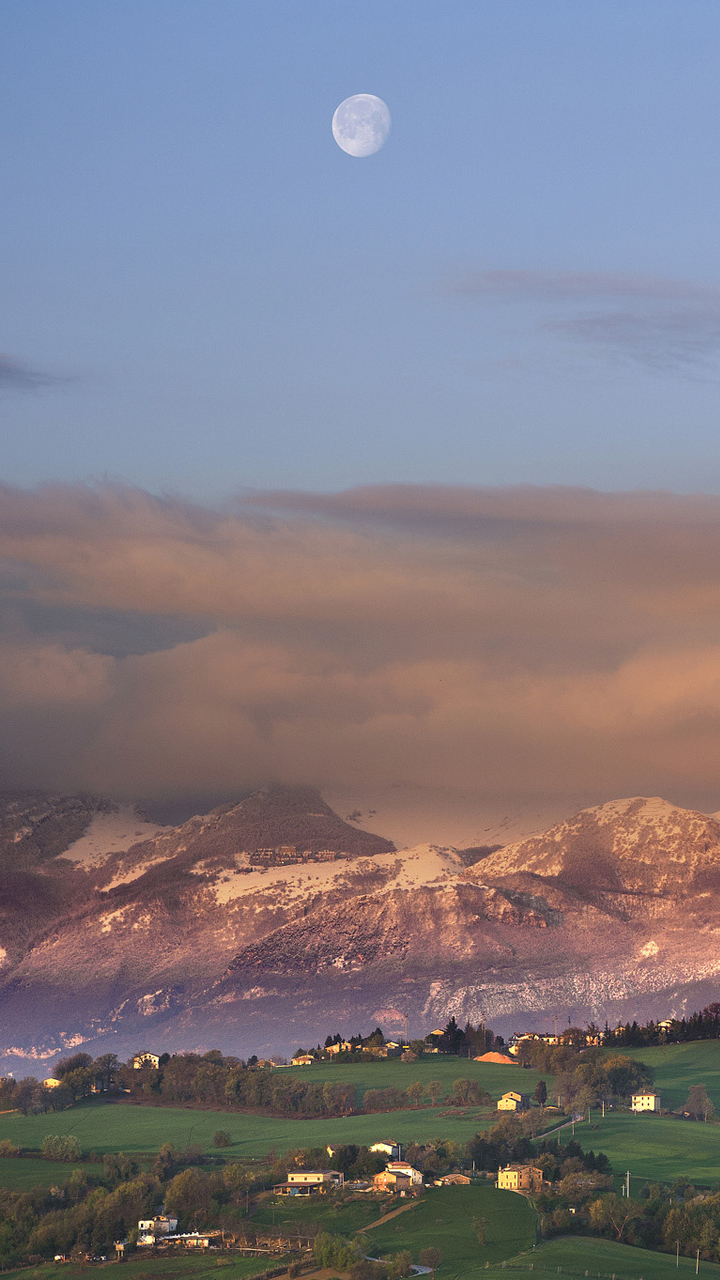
<box><xmin>281</xmin><ymin>1056</ymin><xmax>550</xmax><ymax>1106</ymax></box>
<box><xmin>0</xmin><ymin>1256</ymin><xmax>288</xmax><ymax>1280</ymax></box>
<box><xmin>0</xmin><ymin>1098</ymin><xmax>499</xmax><ymax>1160</ymax></box>
<box><xmin>0</xmin><ymin>1156</ymin><xmax>92</xmax><ymax>1190</ymax></box>
<box><xmin>610</xmin><ymin>1042</ymin><xmax>720</xmax><ymax>1114</ymax></box>
<box><xmin>368</xmin><ymin>1183</ymin><xmax>536</xmax><ymax>1279</ymax></box>
<box><xmin>571</xmin><ymin>1112</ymin><xmax>720</xmax><ymax>1186</ymax></box>
<box><xmin>488</xmin><ymin>1235</ymin><xmax>720</xmax><ymax>1280</ymax></box>
<box><xmin>253</xmin><ymin>1192</ymin><xmax>380</xmax><ymax>1237</ymax></box>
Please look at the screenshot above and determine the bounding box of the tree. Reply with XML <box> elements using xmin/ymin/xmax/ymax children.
<box><xmin>428</xmin><ymin>1079</ymin><xmax>443</xmax><ymax>1106</ymax></box>
<box><xmin>406</xmin><ymin>1081</ymin><xmax>425</xmax><ymax>1108</ymax></box>
<box><xmin>419</xmin><ymin>1246</ymin><xmax>442</xmax><ymax>1274</ymax></box>
<box><xmin>472</xmin><ymin>1217</ymin><xmax>489</xmax><ymax>1245</ymax></box>
<box><xmin>534</xmin><ymin>1079</ymin><xmax>547</xmax><ymax>1106</ymax></box>
<box><xmin>387</xmin><ymin>1249</ymin><xmax>414</xmax><ymax>1279</ymax></box>
<box><xmin>213</xmin><ymin>1130</ymin><xmax>232</xmax><ymax>1147</ymax></box>
<box><xmin>685</xmin><ymin>1084</ymin><xmax>714</xmax><ymax>1121</ymax></box>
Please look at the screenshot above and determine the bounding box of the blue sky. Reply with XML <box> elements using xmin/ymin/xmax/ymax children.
<box><xmin>3</xmin><ymin>0</ymin><xmax>720</xmax><ymax>497</ymax></box>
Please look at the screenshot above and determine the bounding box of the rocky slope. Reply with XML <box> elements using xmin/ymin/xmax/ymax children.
<box><xmin>2</xmin><ymin>789</ymin><xmax>720</xmax><ymax>1071</ymax></box>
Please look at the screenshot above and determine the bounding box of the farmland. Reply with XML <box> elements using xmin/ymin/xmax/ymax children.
<box><xmin>0</xmin><ymin>1156</ymin><xmax>90</xmax><ymax>1190</ymax></box>
<box><xmin>281</xmin><ymin>1056</ymin><xmax>550</xmax><ymax>1106</ymax></box>
<box><xmin>0</xmin><ymin>1256</ymin><xmax>288</xmax><ymax>1280</ymax></box>
<box><xmin>486</xmin><ymin>1235</ymin><xmax>720</xmax><ymax>1280</ymax></box>
<box><xmin>368</xmin><ymin>1183</ymin><xmax>536</xmax><ymax>1280</ymax></box>
<box><xmin>0</xmin><ymin>1096</ymin><xmax>499</xmax><ymax>1161</ymax></box>
<box><xmin>611</xmin><ymin>1041</ymin><xmax>720</xmax><ymax>1114</ymax></box>
<box><xmin>571</xmin><ymin>1111</ymin><xmax>720</xmax><ymax>1185</ymax></box>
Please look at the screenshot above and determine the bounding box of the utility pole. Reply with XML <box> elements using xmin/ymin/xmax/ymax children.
<box><xmin>626</xmin><ymin>1170</ymin><xmax>630</xmax><ymax>1199</ymax></box>
<box><xmin>602</xmin><ymin>1099</ymin><xmax>605</xmax><ymax>1118</ymax></box>
<box><xmin>677</xmin><ymin>1241</ymin><xmax>680</xmax><ymax>1268</ymax></box>
<box><xmin>696</xmin><ymin>1248</ymin><xmax>700</xmax><ymax>1275</ymax></box>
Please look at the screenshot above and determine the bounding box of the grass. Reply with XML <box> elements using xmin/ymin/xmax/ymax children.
<box><xmin>281</xmin><ymin>1057</ymin><xmax>551</xmax><ymax>1107</ymax></box>
<box><xmin>367</xmin><ymin>1184</ymin><xmax>537</xmax><ymax>1280</ymax></box>
<box><xmin>0</xmin><ymin>1097</ymin><xmax>503</xmax><ymax>1160</ymax></box>
<box><xmin>252</xmin><ymin>1194</ymin><xmax>380</xmax><ymax>1237</ymax></box>
<box><xmin>570</xmin><ymin>1112</ymin><xmax>720</xmax><ymax>1186</ymax></box>
<box><xmin>0</xmin><ymin>1156</ymin><xmax>92</xmax><ymax>1190</ymax></box>
<box><xmin>610</xmin><ymin>1042</ymin><xmax>720</xmax><ymax>1114</ymax></box>
<box><xmin>0</xmin><ymin>1256</ymin><xmax>289</xmax><ymax>1280</ymax></box>
<box><xmin>485</xmin><ymin>1234</ymin><xmax>720</xmax><ymax>1280</ymax></box>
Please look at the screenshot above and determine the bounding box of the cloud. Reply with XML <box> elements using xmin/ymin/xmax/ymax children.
<box><xmin>0</xmin><ymin>354</ymin><xmax>62</xmax><ymax>391</ymax></box>
<box><xmin>4</xmin><ymin>480</ymin><xmax>720</xmax><ymax>836</ymax></box>
<box><xmin>438</xmin><ymin>269</ymin><xmax>720</xmax><ymax>373</ymax></box>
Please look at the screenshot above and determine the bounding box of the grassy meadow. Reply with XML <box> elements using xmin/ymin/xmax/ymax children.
<box><xmin>0</xmin><ymin>1156</ymin><xmax>91</xmax><ymax>1190</ymax></box>
<box><xmin>488</xmin><ymin>1235</ymin><xmax>720</xmax><ymax>1280</ymax></box>
<box><xmin>571</xmin><ymin>1111</ymin><xmax>720</xmax><ymax>1186</ymax></box>
<box><xmin>611</xmin><ymin>1041</ymin><xmax>720</xmax><ymax>1114</ymax></box>
<box><xmin>281</xmin><ymin>1056</ymin><xmax>549</xmax><ymax>1106</ymax></box>
<box><xmin>0</xmin><ymin>1256</ymin><xmax>289</xmax><ymax>1280</ymax></box>
<box><xmin>368</xmin><ymin>1184</ymin><xmax>536</xmax><ymax>1279</ymax></box>
<box><xmin>0</xmin><ymin>1096</ymin><xmax>500</xmax><ymax>1161</ymax></box>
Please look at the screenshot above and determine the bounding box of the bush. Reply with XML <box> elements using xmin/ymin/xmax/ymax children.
<box><xmin>0</xmin><ymin>1139</ymin><xmax>20</xmax><ymax>1158</ymax></box>
<box><xmin>41</xmin><ymin>1135</ymin><xmax>82</xmax><ymax>1162</ymax></box>
<box><xmin>213</xmin><ymin>1130</ymin><xmax>232</xmax><ymax>1147</ymax></box>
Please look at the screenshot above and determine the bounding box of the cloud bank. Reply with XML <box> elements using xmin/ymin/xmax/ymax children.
<box><xmin>2</xmin><ymin>480</ymin><xmax>720</xmax><ymax>838</ymax></box>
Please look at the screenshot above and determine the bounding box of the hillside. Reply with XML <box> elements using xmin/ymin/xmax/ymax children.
<box><xmin>3</xmin><ymin>789</ymin><xmax>720</xmax><ymax>1069</ymax></box>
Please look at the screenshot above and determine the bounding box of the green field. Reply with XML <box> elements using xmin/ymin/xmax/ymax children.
<box><xmin>571</xmin><ymin>1112</ymin><xmax>720</xmax><ymax>1186</ymax></box>
<box><xmin>487</xmin><ymin>1235</ymin><xmax>720</xmax><ymax>1280</ymax></box>
<box><xmin>611</xmin><ymin>1042</ymin><xmax>720</xmax><ymax>1114</ymax></box>
<box><xmin>0</xmin><ymin>1097</ymin><xmax>500</xmax><ymax>1161</ymax></box>
<box><xmin>368</xmin><ymin>1184</ymin><xmax>536</xmax><ymax>1279</ymax></box>
<box><xmin>253</xmin><ymin>1193</ymin><xmax>380</xmax><ymax>1237</ymax></box>
<box><xmin>281</xmin><ymin>1056</ymin><xmax>551</xmax><ymax>1106</ymax></box>
<box><xmin>0</xmin><ymin>1256</ymin><xmax>287</xmax><ymax>1280</ymax></box>
<box><xmin>0</xmin><ymin>1156</ymin><xmax>92</xmax><ymax>1190</ymax></box>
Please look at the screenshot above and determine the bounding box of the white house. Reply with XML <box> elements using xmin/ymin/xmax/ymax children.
<box><xmin>384</xmin><ymin>1161</ymin><xmax>423</xmax><ymax>1186</ymax></box>
<box><xmin>631</xmin><ymin>1092</ymin><xmax>661</xmax><ymax>1112</ymax></box>
<box><xmin>369</xmin><ymin>1140</ymin><xmax>401</xmax><ymax>1159</ymax></box>
<box><xmin>137</xmin><ymin>1215</ymin><xmax>178</xmax><ymax>1245</ymax></box>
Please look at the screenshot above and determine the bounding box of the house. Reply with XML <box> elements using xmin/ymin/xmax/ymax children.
<box><xmin>631</xmin><ymin>1092</ymin><xmax>661</xmax><ymax>1112</ymax></box>
<box><xmin>326</xmin><ymin>1040</ymin><xmax>354</xmax><ymax>1055</ymax></box>
<box><xmin>43</xmin><ymin>1077</ymin><xmax>64</xmax><ymax>1089</ymax></box>
<box><xmin>434</xmin><ymin>1173</ymin><xmax>471</xmax><ymax>1185</ymax></box>
<box><xmin>158</xmin><ymin>1232</ymin><xmax>222</xmax><ymax>1249</ymax></box>
<box><xmin>291</xmin><ymin>1054</ymin><xmax>315</xmax><ymax>1066</ymax></box>
<box><xmin>369</xmin><ymin>1140</ymin><xmax>401</xmax><ymax>1159</ymax></box>
<box><xmin>374</xmin><ymin>1160</ymin><xmax>424</xmax><ymax>1192</ymax></box>
<box><xmin>137</xmin><ymin>1215</ymin><xmax>178</xmax><ymax>1244</ymax></box>
<box><xmin>275</xmin><ymin>1170</ymin><xmax>344</xmax><ymax>1195</ymax></box>
<box><xmin>132</xmin><ymin>1052</ymin><xmax>160</xmax><ymax>1070</ymax></box>
<box><xmin>497</xmin><ymin>1091</ymin><xmax>530</xmax><ymax>1112</ymax></box>
<box><xmin>497</xmin><ymin>1164</ymin><xmax>546</xmax><ymax>1193</ymax></box>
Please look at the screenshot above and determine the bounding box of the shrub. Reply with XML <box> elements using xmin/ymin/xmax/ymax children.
<box><xmin>213</xmin><ymin>1130</ymin><xmax>232</xmax><ymax>1147</ymax></box>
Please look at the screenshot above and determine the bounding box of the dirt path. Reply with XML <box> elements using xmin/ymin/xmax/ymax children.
<box><xmin>364</xmin><ymin>1202</ymin><xmax>418</xmax><ymax>1231</ymax></box>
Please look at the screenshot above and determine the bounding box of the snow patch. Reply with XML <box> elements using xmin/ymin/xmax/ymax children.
<box><xmin>63</xmin><ymin>807</ymin><xmax>166</xmax><ymax>869</ymax></box>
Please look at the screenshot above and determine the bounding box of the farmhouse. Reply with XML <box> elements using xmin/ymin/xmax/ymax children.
<box><xmin>42</xmin><ymin>1077</ymin><xmax>63</xmax><ymax>1089</ymax></box>
<box><xmin>275</xmin><ymin>1170</ymin><xmax>344</xmax><ymax>1195</ymax></box>
<box><xmin>132</xmin><ymin>1051</ymin><xmax>160</xmax><ymax>1070</ymax></box>
<box><xmin>369</xmin><ymin>1140</ymin><xmax>401</xmax><ymax>1158</ymax></box>
<box><xmin>497</xmin><ymin>1164</ymin><xmax>546</xmax><ymax>1193</ymax></box>
<box><xmin>137</xmin><ymin>1215</ymin><xmax>178</xmax><ymax>1244</ymax></box>
<box><xmin>497</xmin><ymin>1091</ymin><xmax>530</xmax><ymax>1111</ymax></box>
<box><xmin>435</xmin><ymin>1173</ymin><xmax>471</xmax><ymax>1185</ymax></box>
<box><xmin>631</xmin><ymin>1091</ymin><xmax>661</xmax><ymax>1112</ymax></box>
<box><xmin>326</xmin><ymin>1040</ymin><xmax>354</xmax><ymax>1055</ymax></box>
<box><xmin>291</xmin><ymin>1053</ymin><xmax>315</xmax><ymax>1066</ymax></box>
<box><xmin>374</xmin><ymin>1160</ymin><xmax>423</xmax><ymax>1192</ymax></box>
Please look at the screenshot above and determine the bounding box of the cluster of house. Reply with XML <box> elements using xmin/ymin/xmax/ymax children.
<box><xmin>246</xmin><ymin>846</ymin><xmax>350</xmax><ymax>867</ymax></box>
<box><xmin>134</xmin><ymin>1215</ymin><xmax>221</xmax><ymax>1251</ymax></box>
<box><xmin>292</xmin><ymin>1030</ymin><xmax>450</xmax><ymax>1066</ymax></box>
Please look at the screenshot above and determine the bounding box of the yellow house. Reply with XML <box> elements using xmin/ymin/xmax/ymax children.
<box><xmin>631</xmin><ymin>1092</ymin><xmax>661</xmax><ymax>1112</ymax></box>
<box><xmin>132</xmin><ymin>1052</ymin><xmax>160</xmax><ymax>1070</ymax></box>
<box><xmin>498</xmin><ymin>1164</ymin><xmax>545</xmax><ymax>1193</ymax></box>
<box><xmin>43</xmin><ymin>1077</ymin><xmax>63</xmax><ymax>1089</ymax></box>
<box><xmin>497</xmin><ymin>1091</ymin><xmax>530</xmax><ymax>1111</ymax></box>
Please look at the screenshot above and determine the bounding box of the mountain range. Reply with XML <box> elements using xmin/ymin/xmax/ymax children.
<box><xmin>2</xmin><ymin>784</ymin><xmax>720</xmax><ymax>1074</ymax></box>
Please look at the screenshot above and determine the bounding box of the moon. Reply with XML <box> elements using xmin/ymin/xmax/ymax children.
<box><xmin>332</xmin><ymin>94</ymin><xmax>391</xmax><ymax>157</ymax></box>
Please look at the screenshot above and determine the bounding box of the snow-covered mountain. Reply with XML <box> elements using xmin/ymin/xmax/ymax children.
<box><xmin>2</xmin><ymin>788</ymin><xmax>720</xmax><ymax>1072</ymax></box>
